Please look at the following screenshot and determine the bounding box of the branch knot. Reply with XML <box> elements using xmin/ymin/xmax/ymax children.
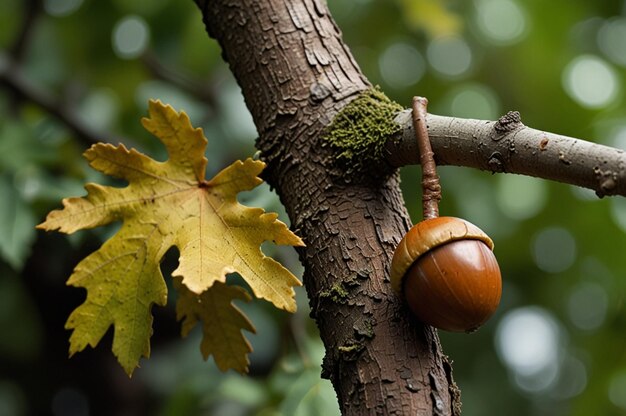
<box><xmin>493</xmin><ymin>111</ymin><xmax>523</xmax><ymax>140</ymax></box>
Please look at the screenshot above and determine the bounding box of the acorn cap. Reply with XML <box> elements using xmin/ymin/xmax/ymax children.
<box><xmin>390</xmin><ymin>216</ymin><xmax>494</xmax><ymax>294</ymax></box>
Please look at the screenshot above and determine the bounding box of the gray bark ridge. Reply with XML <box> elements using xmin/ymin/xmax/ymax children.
<box><xmin>195</xmin><ymin>0</ymin><xmax>461</xmax><ymax>414</ymax></box>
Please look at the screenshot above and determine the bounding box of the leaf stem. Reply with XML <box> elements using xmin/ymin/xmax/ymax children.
<box><xmin>412</xmin><ymin>97</ymin><xmax>441</xmax><ymax>220</ymax></box>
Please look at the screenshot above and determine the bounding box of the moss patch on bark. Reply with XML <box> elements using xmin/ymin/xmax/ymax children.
<box><xmin>323</xmin><ymin>87</ymin><xmax>403</xmax><ymax>172</ymax></box>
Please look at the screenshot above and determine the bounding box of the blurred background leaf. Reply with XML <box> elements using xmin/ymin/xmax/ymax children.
<box><xmin>0</xmin><ymin>174</ymin><xmax>37</xmax><ymax>269</ymax></box>
<box><xmin>1</xmin><ymin>0</ymin><xmax>626</xmax><ymax>415</ymax></box>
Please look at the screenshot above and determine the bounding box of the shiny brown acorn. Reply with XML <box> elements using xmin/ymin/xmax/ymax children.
<box><xmin>390</xmin><ymin>216</ymin><xmax>502</xmax><ymax>333</ymax></box>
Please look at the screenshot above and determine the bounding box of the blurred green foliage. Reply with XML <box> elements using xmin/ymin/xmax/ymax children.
<box><xmin>1</xmin><ymin>0</ymin><xmax>626</xmax><ymax>415</ymax></box>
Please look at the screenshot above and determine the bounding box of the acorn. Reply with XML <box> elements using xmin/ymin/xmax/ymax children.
<box><xmin>390</xmin><ymin>216</ymin><xmax>501</xmax><ymax>332</ymax></box>
<box><xmin>392</xmin><ymin>97</ymin><xmax>502</xmax><ymax>332</ymax></box>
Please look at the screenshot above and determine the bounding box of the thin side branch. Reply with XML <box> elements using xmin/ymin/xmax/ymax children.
<box><xmin>412</xmin><ymin>97</ymin><xmax>441</xmax><ymax>219</ymax></box>
<box><xmin>387</xmin><ymin>109</ymin><xmax>626</xmax><ymax>198</ymax></box>
<box><xmin>7</xmin><ymin>0</ymin><xmax>41</xmax><ymax>114</ymax></box>
<box><xmin>10</xmin><ymin>0</ymin><xmax>42</xmax><ymax>62</ymax></box>
<box><xmin>141</xmin><ymin>51</ymin><xmax>219</xmax><ymax>110</ymax></box>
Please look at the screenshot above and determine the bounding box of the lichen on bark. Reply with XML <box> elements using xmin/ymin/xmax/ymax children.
<box><xmin>323</xmin><ymin>87</ymin><xmax>403</xmax><ymax>173</ymax></box>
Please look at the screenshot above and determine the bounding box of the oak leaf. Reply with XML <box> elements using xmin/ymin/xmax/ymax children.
<box><xmin>175</xmin><ymin>278</ymin><xmax>255</xmax><ymax>373</ymax></box>
<box><xmin>37</xmin><ymin>100</ymin><xmax>304</xmax><ymax>375</ymax></box>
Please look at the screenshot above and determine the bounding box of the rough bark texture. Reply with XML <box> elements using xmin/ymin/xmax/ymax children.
<box><xmin>195</xmin><ymin>0</ymin><xmax>461</xmax><ymax>414</ymax></box>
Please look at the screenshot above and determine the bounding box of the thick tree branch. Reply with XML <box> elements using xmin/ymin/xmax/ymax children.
<box><xmin>194</xmin><ymin>0</ymin><xmax>460</xmax><ymax>414</ymax></box>
<box><xmin>190</xmin><ymin>0</ymin><xmax>626</xmax><ymax>411</ymax></box>
<box><xmin>387</xmin><ymin>110</ymin><xmax>626</xmax><ymax>198</ymax></box>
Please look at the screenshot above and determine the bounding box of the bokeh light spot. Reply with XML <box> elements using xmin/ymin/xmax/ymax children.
<box><xmin>610</xmin><ymin>197</ymin><xmax>626</xmax><ymax>233</ymax></box>
<box><xmin>111</xmin><ymin>0</ymin><xmax>169</xmax><ymax>16</ymax></box>
<box><xmin>610</xmin><ymin>124</ymin><xmax>626</xmax><ymax>150</ymax></box>
<box><xmin>532</xmin><ymin>227</ymin><xmax>577</xmax><ymax>273</ymax></box>
<box><xmin>445</xmin><ymin>83</ymin><xmax>500</xmax><ymax>120</ymax></box>
<box><xmin>562</xmin><ymin>55</ymin><xmax>620</xmax><ymax>109</ymax></box>
<box><xmin>598</xmin><ymin>18</ymin><xmax>626</xmax><ymax>67</ymax></box>
<box><xmin>440</xmin><ymin>170</ymin><xmax>505</xmax><ymax>238</ymax></box>
<box><xmin>553</xmin><ymin>355</ymin><xmax>588</xmax><ymax>399</ymax></box>
<box><xmin>609</xmin><ymin>371</ymin><xmax>626</xmax><ymax>410</ymax></box>
<box><xmin>474</xmin><ymin>0</ymin><xmax>528</xmax><ymax>45</ymax></box>
<box><xmin>567</xmin><ymin>282</ymin><xmax>608</xmax><ymax>331</ymax></box>
<box><xmin>496</xmin><ymin>174</ymin><xmax>547</xmax><ymax>220</ymax></box>
<box><xmin>496</xmin><ymin>307</ymin><xmax>560</xmax><ymax>378</ymax></box>
<box><xmin>13</xmin><ymin>166</ymin><xmax>41</xmax><ymax>202</ymax></box>
<box><xmin>378</xmin><ymin>42</ymin><xmax>425</xmax><ymax>89</ymax></box>
<box><xmin>513</xmin><ymin>361</ymin><xmax>558</xmax><ymax>393</ymax></box>
<box><xmin>112</xmin><ymin>15</ymin><xmax>150</xmax><ymax>59</ymax></box>
<box><xmin>219</xmin><ymin>81</ymin><xmax>258</xmax><ymax>142</ymax></box>
<box><xmin>44</xmin><ymin>0</ymin><xmax>83</xmax><ymax>17</ymax></box>
<box><xmin>427</xmin><ymin>35</ymin><xmax>473</xmax><ymax>79</ymax></box>
<box><xmin>77</xmin><ymin>88</ymin><xmax>120</xmax><ymax>132</ymax></box>
<box><xmin>135</xmin><ymin>80</ymin><xmax>203</xmax><ymax>122</ymax></box>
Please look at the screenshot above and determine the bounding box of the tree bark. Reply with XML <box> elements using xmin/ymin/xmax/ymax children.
<box><xmin>195</xmin><ymin>0</ymin><xmax>460</xmax><ymax>414</ymax></box>
<box><xmin>387</xmin><ymin>110</ymin><xmax>626</xmax><ymax>198</ymax></box>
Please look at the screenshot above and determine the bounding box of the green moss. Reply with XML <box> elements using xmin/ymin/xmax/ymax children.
<box><xmin>344</xmin><ymin>274</ymin><xmax>359</xmax><ymax>287</ymax></box>
<box><xmin>320</xmin><ymin>282</ymin><xmax>350</xmax><ymax>304</ymax></box>
<box><xmin>338</xmin><ymin>342</ymin><xmax>363</xmax><ymax>354</ymax></box>
<box><xmin>323</xmin><ymin>87</ymin><xmax>403</xmax><ymax>171</ymax></box>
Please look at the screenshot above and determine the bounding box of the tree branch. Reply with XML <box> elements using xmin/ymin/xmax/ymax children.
<box><xmin>10</xmin><ymin>0</ymin><xmax>42</xmax><ymax>62</ymax></box>
<box><xmin>386</xmin><ymin>110</ymin><xmax>626</xmax><ymax>198</ymax></box>
<box><xmin>140</xmin><ymin>51</ymin><xmax>219</xmax><ymax>110</ymax></box>
<box><xmin>1</xmin><ymin>0</ymin><xmax>115</xmax><ymax>146</ymax></box>
<box><xmin>194</xmin><ymin>0</ymin><xmax>460</xmax><ymax>414</ymax></box>
<box><xmin>0</xmin><ymin>52</ymin><xmax>114</xmax><ymax>146</ymax></box>
<box><xmin>6</xmin><ymin>0</ymin><xmax>41</xmax><ymax>114</ymax></box>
